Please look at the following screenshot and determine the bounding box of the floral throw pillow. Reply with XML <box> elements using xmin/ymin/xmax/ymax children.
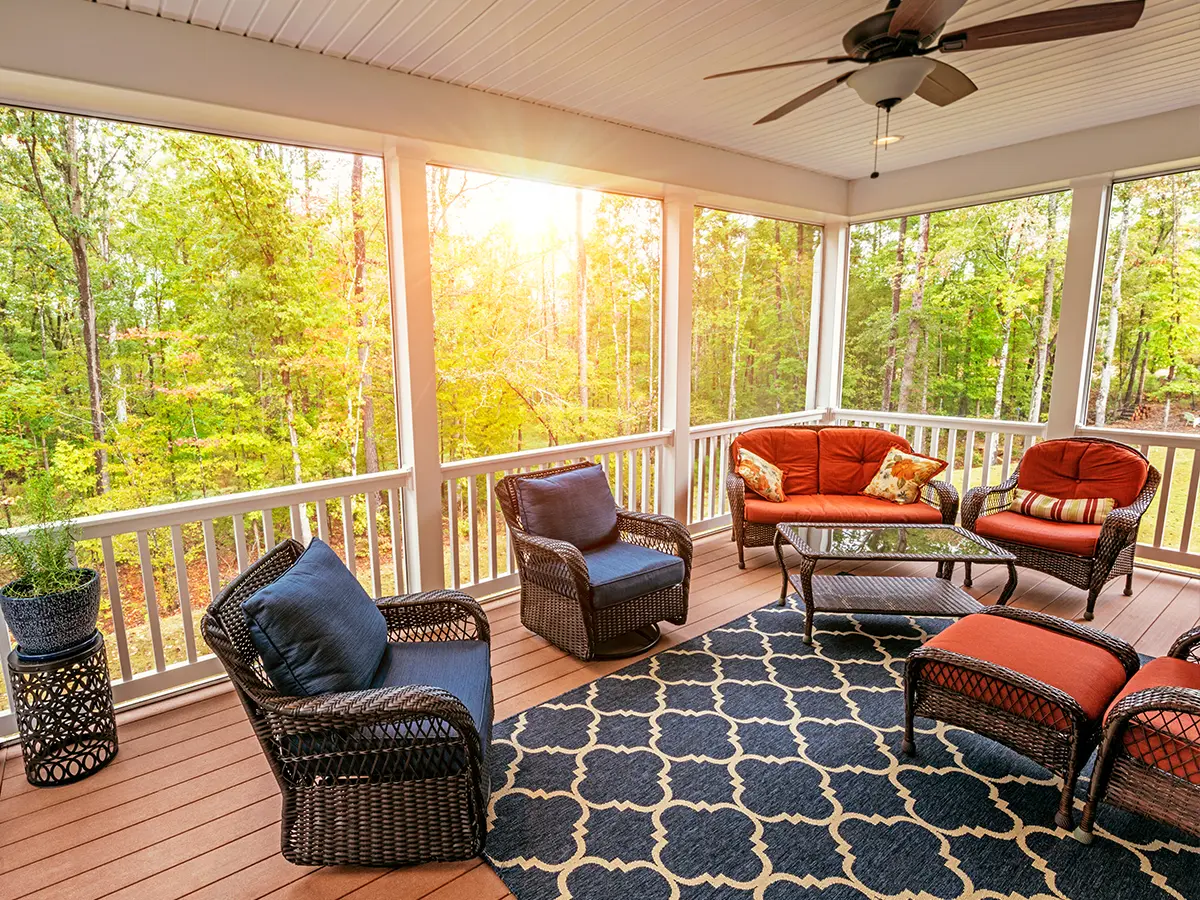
<box><xmin>862</xmin><ymin>447</ymin><xmax>948</xmax><ymax>505</ymax></box>
<box><xmin>1009</xmin><ymin>489</ymin><xmax>1115</xmax><ymax>524</ymax></box>
<box><xmin>736</xmin><ymin>449</ymin><xmax>786</xmax><ymax>502</ymax></box>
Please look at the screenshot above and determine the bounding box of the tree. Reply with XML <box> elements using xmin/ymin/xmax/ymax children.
<box><xmin>897</xmin><ymin>214</ymin><xmax>930</xmax><ymax>412</ymax></box>
<box><xmin>1094</xmin><ymin>189</ymin><xmax>1130</xmax><ymax>426</ymax></box>
<box><xmin>881</xmin><ymin>215</ymin><xmax>907</xmax><ymax>411</ymax></box>
<box><xmin>1028</xmin><ymin>193</ymin><xmax>1059</xmax><ymax>422</ymax></box>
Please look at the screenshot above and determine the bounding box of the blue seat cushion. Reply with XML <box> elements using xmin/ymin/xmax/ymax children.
<box><xmin>372</xmin><ymin>640</ymin><xmax>492</xmax><ymax>738</ymax></box>
<box><xmin>515</xmin><ymin>465</ymin><xmax>618</xmax><ymax>550</ymax></box>
<box><xmin>583</xmin><ymin>540</ymin><xmax>686</xmax><ymax>611</ymax></box>
<box><xmin>240</xmin><ymin>538</ymin><xmax>388</xmax><ymax>696</ymax></box>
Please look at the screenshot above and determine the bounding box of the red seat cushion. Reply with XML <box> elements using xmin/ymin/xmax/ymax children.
<box><xmin>922</xmin><ymin>613</ymin><xmax>1130</xmax><ymax>731</ymax></box>
<box><xmin>731</xmin><ymin>428</ymin><xmax>819</xmax><ymax>496</ymax></box>
<box><xmin>1018</xmin><ymin>439</ymin><xmax>1148</xmax><ymax>508</ymax></box>
<box><xmin>1105</xmin><ymin>657</ymin><xmax>1200</xmax><ymax>784</ymax></box>
<box><xmin>974</xmin><ymin>511</ymin><xmax>1102</xmax><ymax>557</ymax></box>
<box><xmin>817</xmin><ymin>428</ymin><xmax>912</xmax><ymax>495</ymax></box>
<box><xmin>743</xmin><ymin>493</ymin><xmax>943</xmax><ymax>526</ymax></box>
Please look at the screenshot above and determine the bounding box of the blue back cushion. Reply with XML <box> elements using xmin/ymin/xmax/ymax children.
<box><xmin>515</xmin><ymin>465</ymin><xmax>618</xmax><ymax>550</ymax></box>
<box><xmin>240</xmin><ymin>539</ymin><xmax>388</xmax><ymax>696</ymax></box>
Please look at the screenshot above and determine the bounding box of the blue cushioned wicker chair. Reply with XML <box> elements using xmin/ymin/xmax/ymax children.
<box><xmin>496</xmin><ymin>461</ymin><xmax>692</xmax><ymax>660</ymax></box>
<box><xmin>201</xmin><ymin>538</ymin><xmax>492</xmax><ymax>867</ymax></box>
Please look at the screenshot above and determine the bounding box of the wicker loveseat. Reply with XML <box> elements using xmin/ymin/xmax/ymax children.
<box><xmin>726</xmin><ymin>425</ymin><xmax>959</xmax><ymax>567</ymax></box>
<box><xmin>961</xmin><ymin>437</ymin><xmax>1160</xmax><ymax>621</ymax></box>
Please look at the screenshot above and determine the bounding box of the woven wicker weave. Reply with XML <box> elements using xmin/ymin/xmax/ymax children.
<box><xmin>961</xmin><ymin>437</ymin><xmax>1160</xmax><ymax>621</ymax></box>
<box><xmin>904</xmin><ymin>605</ymin><xmax>1140</xmax><ymax>830</ymax></box>
<box><xmin>1075</xmin><ymin>625</ymin><xmax>1200</xmax><ymax>842</ymax></box>
<box><xmin>726</xmin><ymin>425</ymin><xmax>960</xmax><ymax>569</ymax></box>
<box><xmin>201</xmin><ymin>539</ymin><xmax>493</xmax><ymax>867</ymax></box>
<box><xmin>495</xmin><ymin>462</ymin><xmax>691</xmax><ymax>661</ymax></box>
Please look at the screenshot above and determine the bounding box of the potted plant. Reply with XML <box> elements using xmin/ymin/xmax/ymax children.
<box><xmin>0</xmin><ymin>476</ymin><xmax>99</xmax><ymax>658</ymax></box>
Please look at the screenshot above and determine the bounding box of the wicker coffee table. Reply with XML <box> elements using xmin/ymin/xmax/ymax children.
<box><xmin>773</xmin><ymin>523</ymin><xmax>1017</xmax><ymax>643</ymax></box>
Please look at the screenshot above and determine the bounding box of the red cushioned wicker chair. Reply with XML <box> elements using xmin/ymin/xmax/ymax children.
<box><xmin>961</xmin><ymin>437</ymin><xmax>1160</xmax><ymax>621</ymax></box>
<box><xmin>1075</xmin><ymin>624</ymin><xmax>1200</xmax><ymax>842</ymax></box>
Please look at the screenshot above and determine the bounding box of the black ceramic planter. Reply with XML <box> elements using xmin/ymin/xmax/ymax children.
<box><xmin>0</xmin><ymin>569</ymin><xmax>101</xmax><ymax>658</ymax></box>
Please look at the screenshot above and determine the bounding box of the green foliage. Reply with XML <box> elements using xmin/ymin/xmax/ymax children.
<box><xmin>844</xmin><ymin>193</ymin><xmax>1071</xmax><ymax>422</ymax></box>
<box><xmin>0</xmin><ymin>474</ymin><xmax>80</xmax><ymax>596</ymax></box>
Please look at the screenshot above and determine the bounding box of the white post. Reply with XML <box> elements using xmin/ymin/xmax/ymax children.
<box><xmin>383</xmin><ymin>142</ymin><xmax>445</xmax><ymax>592</ymax></box>
<box><xmin>659</xmin><ymin>189</ymin><xmax>695</xmax><ymax>521</ymax></box>
<box><xmin>810</xmin><ymin>216</ymin><xmax>849</xmax><ymax>419</ymax></box>
<box><xmin>1045</xmin><ymin>175</ymin><xmax>1112</xmax><ymax>439</ymax></box>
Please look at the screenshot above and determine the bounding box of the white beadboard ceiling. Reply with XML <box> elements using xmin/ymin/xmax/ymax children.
<box><xmin>90</xmin><ymin>0</ymin><xmax>1200</xmax><ymax>179</ymax></box>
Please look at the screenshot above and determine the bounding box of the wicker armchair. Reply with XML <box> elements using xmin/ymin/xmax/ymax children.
<box><xmin>201</xmin><ymin>539</ymin><xmax>492</xmax><ymax>867</ymax></box>
<box><xmin>496</xmin><ymin>462</ymin><xmax>692</xmax><ymax>661</ymax></box>
<box><xmin>961</xmin><ymin>437</ymin><xmax>1160</xmax><ymax>620</ymax></box>
<box><xmin>1075</xmin><ymin>625</ymin><xmax>1200</xmax><ymax>842</ymax></box>
<box><xmin>727</xmin><ymin>425</ymin><xmax>959</xmax><ymax>568</ymax></box>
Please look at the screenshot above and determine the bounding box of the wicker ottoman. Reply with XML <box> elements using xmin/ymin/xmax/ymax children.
<box><xmin>903</xmin><ymin>606</ymin><xmax>1139</xmax><ymax>828</ymax></box>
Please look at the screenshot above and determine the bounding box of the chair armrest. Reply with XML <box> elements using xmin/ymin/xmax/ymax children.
<box><xmin>976</xmin><ymin>605</ymin><xmax>1141</xmax><ymax>679</ymax></box>
<box><xmin>1094</xmin><ymin>467</ymin><xmax>1162</xmax><ymax>560</ymax></box>
<box><xmin>920</xmin><ymin>480</ymin><xmax>959</xmax><ymax>524</ymax></box>
<box><xmin>1101</xmin><ymin>685</ymin><xmax>1200</xmax><ymax>767</ymax></box>
<box><xmin>961</xmin><ymin>474</ymin><xmax>1019</xmax><ymax>531</ymax></box>
<box><xmin>508</xmin><ymin>527</ymin><xmax>592</xmax><ymax>602</ymax></box>
<box><xmin>617</xmin><ymin>509</ymin><xmax>693</xmax><ymax>568</ymax></box>
<box><xmin>1170</xmin><ymin>627</ymin><xmax>1200</xmax><ymax>663</ymax></box>
<box><xmin>375</xmin><ymin>590</ymin><xmax>490</xmax><ymax>644</ymax></box>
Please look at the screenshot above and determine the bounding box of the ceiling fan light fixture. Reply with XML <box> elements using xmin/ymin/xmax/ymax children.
<box><xmin>872</xmin><ymin>134</ymin><xmax>903</xmax><ymax>146</ymax></box>
<box><xmin>848</xmin><ymin>56</ymin><xmax>936</xmax><ymax>107</ymax></box>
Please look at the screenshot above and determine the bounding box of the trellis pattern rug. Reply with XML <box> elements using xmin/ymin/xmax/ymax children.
<box><xmin>484</xmin><ymin>602</ymin><xmax>1200</xmax><ymax>900</ymax></box>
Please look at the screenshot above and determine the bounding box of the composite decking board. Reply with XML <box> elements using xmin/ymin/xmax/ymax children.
<box><xmin>2</xmin><ymin>531</ymin><xmax>1190</xmax><ymax>900</ymax></box>
<box><xmin>1136</xmin><ymin>584</ymin><xmax>1200</xmax><ymax>657</ymax></box>
<box><xmin>0</xmin><ymin>755</ymin><xmax>270</xmax><ymax>874</ymax></box>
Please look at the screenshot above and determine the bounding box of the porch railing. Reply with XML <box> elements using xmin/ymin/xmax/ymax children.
<box><xmin>0</xmin><ymin>467</ymin><xmax>412</xmax><ymax>738</ymax></box>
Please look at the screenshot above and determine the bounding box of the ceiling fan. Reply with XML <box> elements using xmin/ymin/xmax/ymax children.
<box><xmin>706</xmin><ymin>0</ymin><xmax>1146</xmax><ymax>173</ymax></box>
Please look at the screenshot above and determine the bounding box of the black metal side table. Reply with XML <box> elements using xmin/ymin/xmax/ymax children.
<box><xmin>8</xmin><ymin>630</ymin><xmax>118</xmax><ymax>786</ymax></box>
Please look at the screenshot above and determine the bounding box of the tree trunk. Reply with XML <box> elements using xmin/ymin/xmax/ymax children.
<box><xmin>1028</xmin><ymin>193</ymin><xmax>1059</xmax><ymax>421</ymax></box>
<box><xmin>897</xmin><ymin>214</ymin><xmax>928</xmax><ymax>412</ymax></box>
<box><xmin>727</xmin><ymin>238</ymin><xmax>748</xmax><ymax>421</ymax></box>
<box><xmin>350</xmin><ymin>155</ymin><xmax>380</xmax><ymax>510</ymax></box>
<box><xmin>63</xmin><ymin>118</ymin><xmax>109</xmax><ymax>494</ymax></box>
<box><xmin>882</xmin><ymin>216</ymin><xmax>908</xmax><ymax>411</ymax></box>
<box><xmin>575</xmin><ymin>190</ymin><xmax>588</xmax><ymax>419</ymax></box>
<box><xmin>1094</xmin><ymin>198</ymin><xmax>1130</xmax><ymax>426</ymax></box>
<box><xmin>992</xmin><ymin>316</ymin><xmax>1012</xmax><ymax>419</ymax></box>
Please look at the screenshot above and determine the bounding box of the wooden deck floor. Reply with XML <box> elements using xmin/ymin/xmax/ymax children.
<box><xmin>1</xmin><ymin>531</ymin><xmax>1196</xmax><ymax>900</ymax></box>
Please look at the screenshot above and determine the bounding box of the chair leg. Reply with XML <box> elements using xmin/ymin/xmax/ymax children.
<box><xmin>737</xmin><ymin>543</ymin><xmax>745</xmax><ymax>569</ymax></box>
<box><xmin>962</xmin><ymin>561</ymin><xmax>972</xmax><ymax>588</ymax></box>
<box><xmin>1123</xmin><ymin>572</ymin><xmax>1134</xmax><ymax>596</ymax></box>
<box><xmin>1084</xmin><ymin>586</ymin><xmax>1101</xmax><ymax>621</ymax></box>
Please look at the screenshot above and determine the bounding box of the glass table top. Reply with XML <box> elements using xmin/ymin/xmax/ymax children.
<box><xmin>775</xmin><ymin>524</ymin><xmax>1013</xmax><ymax>562</ymax></box>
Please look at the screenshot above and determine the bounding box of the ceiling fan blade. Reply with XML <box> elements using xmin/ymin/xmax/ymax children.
<box><xmin>705</xmin><ymin>57</ymin><xmax>856</xmax><ymax>80</ymax></box>
<box><xmin>939</xmin><ymin>0</ymin><xmax>1144</xmax><ymax>52</ymax></box>
<box><xmin>888</xmin><ymin>0</ymin><xmax>968</xmax><ymax>38</ymax></box>
<box><xmin>754</xmin><ymin>73</ymin><xmax>852</xmax><ymax>125</ymax></box>
<box><xmin>915</xmin><ymin>59</ymin><xmax>978</xmax><ymax>106</ymax></box>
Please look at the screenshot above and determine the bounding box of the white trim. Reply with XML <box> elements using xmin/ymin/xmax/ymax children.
<box><xmin>659</xmin><ymin>190</ymin><xmax>696</xmax><ymax>521</ymax></box>
<box><xmin>1046</xmin><ymin>176</ymin><xmax>1113</xmax><ymax>439</ymax></box>
<box><xmin>813</xmin><ymin>219</ymin><xmax>849</xmax><ymax>410</ymax></box>
<box><xmin>441</xmin><ymin>432</ymin><xmax>672</xmax><ymax>479</ymax></box>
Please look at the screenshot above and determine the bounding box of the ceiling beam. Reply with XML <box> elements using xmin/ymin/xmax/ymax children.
<box><xmin>848</xmin><ymin>104</ymin><xmax>1200</xmax><ymax>219</ymax></box>
<box><xmin>0</xmin><ymin>0</ymin><xmax>849</xmax><ymax>218</ymax></box>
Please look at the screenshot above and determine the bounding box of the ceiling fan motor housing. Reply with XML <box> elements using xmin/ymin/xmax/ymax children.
<box><xmin>842</xmin><ymin>10</ymin><xmax>939</xmax><ymax>60</ymax></box>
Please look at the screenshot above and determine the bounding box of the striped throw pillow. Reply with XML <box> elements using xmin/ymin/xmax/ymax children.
<box><xmin>1009</xmin><ymin>489</ymin><xmax>1115</xmax><ymax>525</ymax></box>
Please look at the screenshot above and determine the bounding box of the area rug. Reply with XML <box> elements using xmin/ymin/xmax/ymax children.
<box><xmin>484</xmin><ymin>602</ymin><xmax>1200</xmax><ymax>900</ymax></box>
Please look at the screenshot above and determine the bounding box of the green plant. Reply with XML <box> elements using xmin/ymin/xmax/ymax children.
<box><xmin>0</xmin><ymin>475</ymin><xmax>81</xmax><ymax>597</ymax></box>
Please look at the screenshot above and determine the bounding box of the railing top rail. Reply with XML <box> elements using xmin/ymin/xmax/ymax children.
<box><xmin>688</xmin><ymin>409</ymin><xmax>826</xmax><ymax>439</ymax></box>
<box><xmin>1</xmin><ymin>467</ymin><xmax>414</xmax><ymax>541</ymax></box>
<box><xmin>835</xmin><ymin>408</ymin><xmax>1047</xmax><ymax>436</ymax></box>
<box><xmin>1075</xmin><ymin>425</ymin><xmax>1200</xmax><ymax>450</ymax></box>
<box><xmin>440</xmin><ymin>430</ymin><xmax>672</xmax><ymax>478</ymax></box>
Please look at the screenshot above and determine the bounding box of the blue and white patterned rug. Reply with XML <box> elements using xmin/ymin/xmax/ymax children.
<box><xmin>484</xmin><ymin>602</ymin><xmax>1200</xmax><ymax>900</ymax></box>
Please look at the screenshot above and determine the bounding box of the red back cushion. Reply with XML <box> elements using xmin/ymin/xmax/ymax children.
<box><xmin>1017</xmin><ymin>439</ymin><xmax>1148</xmax><ymax>509</ymax></box>
<box><xmin>817</xmin><ymin>428</ymin><xmax>911</xmax><ymax>495</ymax></box>
<box><xmin>730</xmin><ymin>428</ymin><xmax>819</xmax><ymax>496</ymax></box>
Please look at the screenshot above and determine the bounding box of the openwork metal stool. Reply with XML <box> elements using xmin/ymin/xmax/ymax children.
<box><xmin>9</xmin><ymin>630</ymin><xmax>118</xmax><ymax>786</ymax></box>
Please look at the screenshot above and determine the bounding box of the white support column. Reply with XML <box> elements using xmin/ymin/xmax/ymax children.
<box><xmin>1045</xmin><ymin>175</ymin><xmax>1112</xmax><ymax>439</ymax></box>
<box><xmin>659</xmin><ymin>189</ymin><xmax>696</xmax><ymax>521</ymax></box>
<box><xmin>383</xmin><ymin>142</ymin><xmax>445</xmax><ymax>592</ymax></box>
<box><xmin>809</xmin><ymin>216</ymin><xmax>849</xmax><ymax>418</ymax></box>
